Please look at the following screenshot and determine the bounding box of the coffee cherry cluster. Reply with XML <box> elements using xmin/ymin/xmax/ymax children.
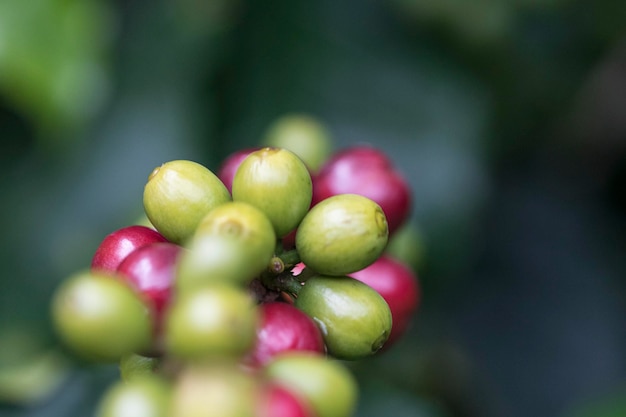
<box><xmin>50</xmin><ymin>115</ymin><xmax>421</xmax><ymax>417</ymax></box>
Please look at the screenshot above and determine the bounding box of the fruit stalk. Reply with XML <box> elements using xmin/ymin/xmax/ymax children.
<box><xmin>260</xmin><ymin>269</ymin><xmax>304</xmax><ymax>296</ymax></box>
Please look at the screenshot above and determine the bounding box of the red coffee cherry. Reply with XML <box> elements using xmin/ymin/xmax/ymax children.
<box><xmin>117</xmin><ymin>242</ymin><xmax>182</xmax><ymax>319</ymax></box>
<box><xmin>246</xmin><ymin>302</ymin><xmax>325</xmax><ymax>367</ymax></box>
<box><xmin>257</xmin><ymin>383</ymin><xmax>315</xmax><ymax>417</ymax></box>
<box><xmin>91</xmin><ymin>225</ymin><xmax>169</xmax><ymax>273</ymax></box>
<box><xmin>349</xmin><ymin>254</ymin><xmax>420</xmax><ymax>346</ymax></box>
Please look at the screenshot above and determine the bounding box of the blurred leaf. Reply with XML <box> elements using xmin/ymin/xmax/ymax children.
<box><xmin>387</xmin><ymin>0</ymin><xmax>516</xmax><ymax>47</ymax></box>
<box><xmin>0</xmin><ymin>326</ymin><xmax>70</xmax><ymax>405</ymax></box>
<box><xmin>562</xmin><ymin>387</ymin><xmax>626</xmax><ymax>417</ymax></box>
<box><xmin>0</xmin><ymin>350</ymin><xmax>70</xmax><ymax>406</ymax></box>
<box><xmin>0</xmin><ymin>0</ymin><xmax>114</xmax><ymax>145</ymax></box>
<box><xmin>356</xmin><ymin>378</ymin><xmax>451</xmax><ymax>417</ymax></box>
<box><xmin>0</xmin><ymin>365</ymin><xmax>117</xmax><ymax>417</ymax></box>
<box><xmin>171</xmin><ymin>0</ymin><xmax>243</xmax><ymax>36</ymax></box>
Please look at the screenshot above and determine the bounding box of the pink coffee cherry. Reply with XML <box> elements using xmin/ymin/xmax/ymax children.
<box><xmin>326</xmin><ymin>144</ymin><xmax>393</xmax><ymax>170</ymax></box>
<box><xmin>257</xmin><ymin>383</ymin><xmax>315</xmax><ymax>417</ymax></box>
<box><xmin>91</xmin><ymin>225</ymin><xmax>169</xmax><ymax>273</ymax></box>
<box><xmin>312</xmin><ymin>145</ymin><xmax>411</xmax><ymax>236</ymax></box>
<box><xmin>246</xmin><ymin>302</ymin><xmax>325</xmax><ymax>367</ymax></box>
<box><xmin>116</xmin><ymin>242</ymin><xmax>183</xmax><ymax>337</ymax></box>
<box><xmin>349</xmin><ymin>254</ymin><xmax>420</xmax><ymax>346</ymax></box>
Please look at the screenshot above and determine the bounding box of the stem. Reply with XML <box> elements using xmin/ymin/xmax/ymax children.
<box><xmin>294</xmin><ymin>266</ymin><xmax>316</xmax><ymax>283</ymax></box>
<box><xmin>259</xmin><ymin>248</ymin><xmax>304</xmax><ymax>296</ymax></box>
<box><xmin>277</xmin><ymin>273</ymin><xmax>304</xmax><ymax>295</ymax></box>
<box><xmin>278</xmin><ymin>249</ymin><xmax>301</xmax><ymax>268</ymax></box>
<box><xmin>260</xmin><ymin>270</ymin><xmax>303</xmax><ymax>296</ymax></box>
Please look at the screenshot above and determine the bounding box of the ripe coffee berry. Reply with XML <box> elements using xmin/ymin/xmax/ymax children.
<box><xmin>257</xmin><ymin>383</ymin><xmax>315</xmax><ymax>417</ymax></box>
<box><xmin>246</xmin><ymin>301</ymin><xmax>325</xmax><ymax>367</ymax></box>
<box><xmin>349</xmin><ymin>254</ymin><xmax>420</xmax><ymax>346</ymax></box>
<box><xmin>91</xmin><ymin>225</ymin><xmax>168</xmax><ymax>273</ymax></box>
<box><xmin>116</xmin><ymin>241</ymin><xmax>183</xmax><ymax>344</ymax></box>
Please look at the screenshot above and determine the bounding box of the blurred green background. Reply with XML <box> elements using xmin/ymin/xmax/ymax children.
<box><xmin>1</xmin><ymin>0</ymin><xmax>626</xmax><ymax>416</ymax></box>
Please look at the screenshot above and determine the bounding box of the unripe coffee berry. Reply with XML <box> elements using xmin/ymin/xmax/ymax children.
<box><xmin>164</xmin><ymin>284</ymin><xmax>259</xmax><ymax>360</ymax></box>
<box><xmin>296</xmin><ymin>194</ymin><xmax>388</xmax><ymax>276</ymax></box>
<box><xmin>51</xmin><ymin>270</ymin><xmax>152</xmax><ymax>362</ymax></box>
<box><xmin>265</xmin><ymin>352</ymin><xmax>357</xmax><ymax>417</ymax></box>
<box><xmin>261</xmin><ymin>114</ymin><xmax>332</xmax><ymax>173</ymax></box>
<box><xmin>176</xmin><ymin>201</ymin><xmax>276</xmax><ymax>291</ymax></box>
<box><xmin>170</xmin><ymin>361</ymin><xmax>259</xmax><ymax>417</ymax></box>
<box><xmin>295</xmin><ymin>275</ymin><xmax>392</xmax><ymax>360</ymax></box>
<box><xmin>232</xmin><ymin>147</ymin><xmax>312</xmax><ymax>237</ymax></box>
<box><xmin>96</xmin><ymin>374</ymin><xmax>171</xmax><ymax>417</ymax></box>
<box><xmin>143</xmin><ymin>160</ymin><xmax>230</xmax><ymax>244</ymax></box>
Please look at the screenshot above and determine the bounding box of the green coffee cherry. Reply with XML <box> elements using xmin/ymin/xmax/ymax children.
<box><xmin>295</xmin><ymin>275</ymin><xmax>392</xmax><ymax>360</ymax></box>
<box><xmin>164</xmin><ymin>285</ymin><xmax>258</xmax><ymax>360</ymax></box>
<box><xmin>232</xmin><ymin>147</ymin><xmax>312</xmax><ymax>237</ymax></box>
<box><xmin>262</xmin><ymin>114</ymin><xmax>332</xmax><ymax>173</ymax></box>
<box><xmin>296</xmin><ymin>194</ymin><xmax>388</xmax><ymax>276</ymax></box>
<box><xmin>265</xmin><ymin>352</ymin><xmax>357</xmax><ymax>417</ymax></box>
<box><xmin>170</xmin><ymin>361</ymin><xmax>258</xmax><ymax>417</ymax></box>
<box><xmin>51</xmin><ymin>270</ymin><xmax>152</xmax><ymax>362</ymax></box>
<box><xmin>96</xmin><ymin>375</ymin><xmax>171</xmax><ymax>417</ymax></box>
<box><xmin>176</xmin><ymin>201</ymin><xmax>276</xmax><ymax>292</ymax></box>
<box><xmin>143</xmin><ymin>160</ymin><xmax>231</xmax><ymax>244</ymax></box>
<box><xmin>195</xmin><ymin>202</ymin><xmax>276</xmax><ymax>246</ymax></box>
<box><xmin>176</xmin><ymin>235</ymin><xmax>257</xmax><ymax>294</ymax></box>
